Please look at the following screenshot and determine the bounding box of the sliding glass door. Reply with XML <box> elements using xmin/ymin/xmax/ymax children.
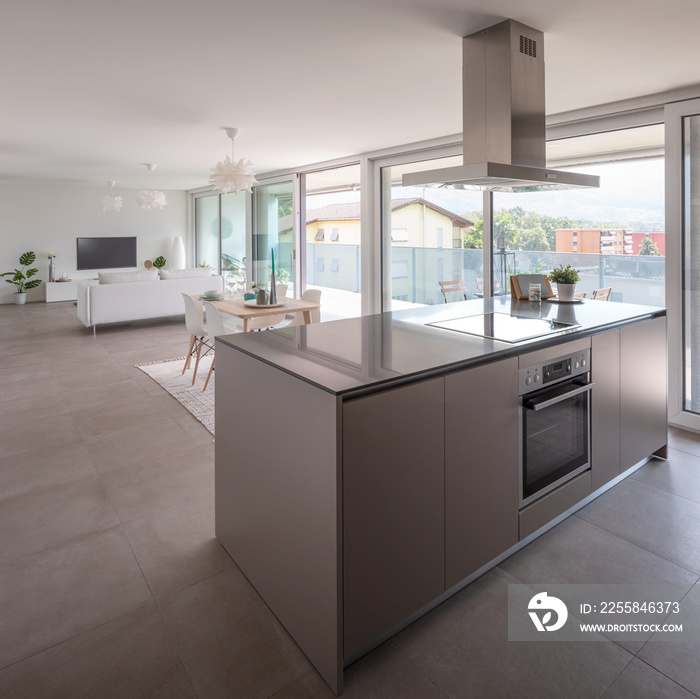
<box><xmin>493</xmin><ymin>125</ymin><xmax>665</xmax><ymax>305</ymax></box>
<box><xmin>220</xmin><ymin>192</ymin><xmax>247</xmax><ymax>290</ymax></box>
<box><xmin>252</xmin><ymin>179</ymin><xmax>295</xmax><ymax>297</ymax></box>
<box><xmin>194</xmin><ymin>194</ymin><xmax>220</xmax><ymax>273</ymax></box>
<box><xmin>304</xmin><ymin>164</ymin><xmax>362</xmax><ymax>319</ymax></box>
<box><xmin>379</xmin><ymin>152</ymin><xmax>483</xmax><ymax>311</ymax></box>
<box><xmin>194</xmin><ymin>190</ymin><xmax>247</xmax><ymax>291</ymax></box>
<box><xmin>668</xmin><ymin>99</ymin><xmax>700</xmax><ymax>429</ymax></box>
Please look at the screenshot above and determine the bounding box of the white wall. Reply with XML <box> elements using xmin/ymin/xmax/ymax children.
<box><xmin>0</xmin><ymin>184</ymin><xmax>188</xmax><ymax>304</ymax></box>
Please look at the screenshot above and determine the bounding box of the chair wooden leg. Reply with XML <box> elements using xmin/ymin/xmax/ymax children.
<box><xmin>183</xmin><ymin>334</ymin><xmax>195</xmax><ymax>374</ymax></box>
<box><xmin>192</xmin><ymin>339</ymin><xmax>205</xmax><ymax>385</ymax></box>
<box><xmin>203</xmin><ymin>356</ymin><xmax>215</xmax><ymax>392</ymax></box>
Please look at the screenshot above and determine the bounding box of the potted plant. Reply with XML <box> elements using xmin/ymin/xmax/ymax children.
<box><xmin>153</xmin><ymin>256</ymin><xmax>166</xmax><ymax>270</ymax></box>
<box><xmin>2</xmin><ymin>251</ymin><xmax>42</xmax><ymax>305</ymax></box>
<box><xmin>548</xmin><ymin>264</ymin><xmax>580</xmax><ymax>301</ymax></box>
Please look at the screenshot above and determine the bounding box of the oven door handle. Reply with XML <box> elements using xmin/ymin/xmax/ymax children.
<box><xmin>523</xmin><ymin>380</ymin><xmax>595</xmax><ymax>411</ymax></box>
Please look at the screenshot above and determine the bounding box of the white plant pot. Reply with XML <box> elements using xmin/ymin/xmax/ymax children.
<box><xmin>13</xmin><ymin>292</ymin><xmax>27</xmax><ymax>305</ymax></box>
<box><xmin>557</xmin><ymin>283</ymin><xmax>576</xmax><ymax>301</ymax></box>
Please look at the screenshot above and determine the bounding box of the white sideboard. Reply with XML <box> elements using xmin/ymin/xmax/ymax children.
<box><xmin>45</xmin><ymin>281</ymin><xmax>78</xmax><ymax>302</ymax></box>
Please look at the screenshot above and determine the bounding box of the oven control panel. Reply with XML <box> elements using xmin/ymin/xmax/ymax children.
<box><xmin>518</xmin><ymin>348</ymin><xmax>590</xmax><ymax>395</ymax></box>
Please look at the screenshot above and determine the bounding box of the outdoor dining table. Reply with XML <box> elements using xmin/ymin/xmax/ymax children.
<box><xmin>206</xmin><ymin>295</ymin><xmax>321</xmax><ymax>332</ymax></box>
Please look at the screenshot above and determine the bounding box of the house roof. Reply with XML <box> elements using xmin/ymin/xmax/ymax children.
<box><xmin>389</xmin><ymin>199</ymin><xmax>474</xmax><ymax>227</ymax></box>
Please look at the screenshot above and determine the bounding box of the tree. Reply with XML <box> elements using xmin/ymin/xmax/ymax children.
<box><xmin>463</xmin><ymin>211</ymin><xmax>483</xmax><ymax>248</ymax></box>
<box><xmin>463</xmin><ymin>228</ymin><xmax>483</xmax><ymax>249</ymax></box>
<box><xmin>278</xmin><ymin>196</ymin><xmax>293</xmax><ymax>218</ymax></box>
<box><xmin>463</xmin><ymin>210</ymin><xmax>521</xmax><ymax>249</ymax></box>
<box><xmin>460</xmin><ymin>207</ymin><xmax>589</xmax><ymax>252</ymax></box>
<box><xmin>494</xmin><ymin>211</ymin><xmax>519</xmax><ymax>249</ymax></box>
<box><xmin>638</xmin><ymin>237</ymin><xmax>660</xmax><ymax>256</ymax></box>
<box><xmin>518</xmin><ymin>226</ymin><xmax>549</xmax><ymax>251</ymax></box>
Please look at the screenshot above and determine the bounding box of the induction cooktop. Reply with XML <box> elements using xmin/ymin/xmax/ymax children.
<box><xmin>427</xmin><ymin>312</ymin><xmax>580</xmax><ymax>344</ymax></box>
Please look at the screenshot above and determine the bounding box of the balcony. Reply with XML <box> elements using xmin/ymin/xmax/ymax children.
<box><xmin>299</xmin><ymin>245</ymin><xmax>666</xmax><ymax>319</ymax></box>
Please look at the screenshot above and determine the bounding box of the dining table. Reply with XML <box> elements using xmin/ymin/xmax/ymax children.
<box><xmin>204</xmin><ymin>294</ymin><xmax>321</xmax><ymax>332</ymax></box>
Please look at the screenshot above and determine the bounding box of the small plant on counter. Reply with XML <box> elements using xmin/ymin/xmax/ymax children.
<box><xmin>153</xmin><ymin>256</ymin><xmax>167</xmax><ymax>269</ymax></box>
<box><xmin>548</xmin><ymin>264</ymin><xmax>580</xmax><ymax>285</ymax></box>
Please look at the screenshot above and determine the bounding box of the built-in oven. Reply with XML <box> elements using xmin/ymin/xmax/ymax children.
<box><xmin>519</xmin><ymin>348</ymin><xmax>593</xmax><ymax>508</ymax></box>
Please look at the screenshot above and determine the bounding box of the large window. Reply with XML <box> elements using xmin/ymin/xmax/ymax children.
<box><xmin>194</xmin><ymin>190</ymin><xmax>247</xmax><ymax>291</ymax></box>
<box><xmin>304</xmin><ymin>164</ymin><xmax>361</xmax><ymax>320</ymax></box>
<box><xmin>220</xmin><ymin>192</ymin><xmax>247</xmax><ymax>290</ymax></box>
<box><xmin>194</xmin><ymin>194</ymin><xmax>220</xmax><ymax>273</ymax></box>
<box><xmin>381</xmin><ymin>155</ymin><xmax>483</xmax><ymax>310</ymax></box>
<box><xmin>491</xmin><ymin>125</ymin><xmax>665</xmax><ymax>305</ymax></box>
<box><xmin>252</xmin><ymin>180</ymin><xmax>294</xmax><ymax>296</ymax></box>
<box><xmin>193</xmin><ymin>122</ymin><xmax>665</xmax><ymax>323</ymax></box>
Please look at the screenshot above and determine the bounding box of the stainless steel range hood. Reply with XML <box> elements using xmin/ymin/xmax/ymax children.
<box><xmin>402</xmin><ymin>19</ymin><xmax>599</xmax><ymax>192</ymax></box>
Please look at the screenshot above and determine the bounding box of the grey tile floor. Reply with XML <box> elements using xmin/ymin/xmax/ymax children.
<box><xmin>0</xmin><ymin>301</ymin><xmax>699</xmax><ymax>698</ymax></box>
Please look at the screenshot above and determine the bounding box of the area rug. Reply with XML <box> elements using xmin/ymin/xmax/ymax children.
<box><xmin>136</xmin><ymin>356</ymin><xmax>215</xmax><ymax>435</ymax></box>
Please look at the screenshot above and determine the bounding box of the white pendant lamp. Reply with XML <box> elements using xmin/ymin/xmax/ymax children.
<box><xmin>100</xmin><ymin>181</ymin><xmax>124</xmax><ymax>212</ymax></box>
<box><xmin>136</xmin><ymin>163</ymin><xmax>168</xmax><ymax>210</ymax></box>
<box><xmin>209</xmin><ymin>127</ymin><xmax>259</xmax><ymax>194</ymax></box>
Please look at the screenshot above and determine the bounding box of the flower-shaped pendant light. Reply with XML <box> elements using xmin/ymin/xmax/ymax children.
<box><xmin>136</xmin><ymin>163</ymin><xmax>168</xmax><ymax>210</ymax></box>
<box><xmin>100</xmin><ymin>181</ymin><xmax>124</xmax><ymax>212</ymax></box>
<box><xmin>209</xmin><ymin>127</ymin><xmax>259</xmax><ymax>194</ymax></box>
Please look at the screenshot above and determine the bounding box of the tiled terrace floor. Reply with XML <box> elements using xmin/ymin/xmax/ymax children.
<box><xmin>0</xmin><ymin>300</ymin><xmax>698</xmax><ymax>698</ymax></box>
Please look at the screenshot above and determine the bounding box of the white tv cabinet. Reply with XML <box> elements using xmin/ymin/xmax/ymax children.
<box><xmin>45</xmin><ymin>281</ymin><xmax>78</xmax><ymax>302</ymax></box>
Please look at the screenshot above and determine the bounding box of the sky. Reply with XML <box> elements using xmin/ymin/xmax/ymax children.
<box><xmin>307</xmin><ymin>157</ymin><xmax>665</xmax><ymax>232</ymax></box>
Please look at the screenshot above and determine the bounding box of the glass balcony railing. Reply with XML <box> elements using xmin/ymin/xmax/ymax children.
<box><xmin>386</xmin><ymin>248</ymin><xmax>663</xmax><ymax>308</ymax></box>
<box><xmin>302</xmin><ymin>244</ymin><xmax>665</xmax><ymax>320</ymax></box>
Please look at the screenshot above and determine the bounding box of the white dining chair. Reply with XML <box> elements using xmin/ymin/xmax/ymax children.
<box><xmin>181</xmin><ymin>293</ymin><xmax>213</xmax><ymax>384</ymax></box>
<box><xmin>201</xmin><ymin>301</ymin><xmax>230</xmax><ymax>391</ymax></box>
<box><xmin>237</xmin><ymin>283</ymin><xmax>289</xmax><ymax>332</ymax></box>
<box><xmin>285</xmin><ymin>288</ymin><xmax>322</xmax><ymax>327</ymax></box>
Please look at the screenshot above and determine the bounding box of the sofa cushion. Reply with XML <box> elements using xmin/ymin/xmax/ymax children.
<box><xmin>98</xmin><ymin>269</ymin><xmax>159</xmax><ymax>284</ymax></box>
<box><xmin>159</xmin><ymin>267</ymin><xmax>213</xmax><ymax>280</ymax></box>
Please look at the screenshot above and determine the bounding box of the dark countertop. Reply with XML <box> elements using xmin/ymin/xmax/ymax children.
<box><xmin>217</xmin><ymin>297</ymin><xmax>665</xmax><ymax>396</ymax></box>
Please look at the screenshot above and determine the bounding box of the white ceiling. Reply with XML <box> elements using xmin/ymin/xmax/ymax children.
<box><xmin>2</xmin><ymin>0</ymin><xmax>699</xmax><ymax>190</ymax></box>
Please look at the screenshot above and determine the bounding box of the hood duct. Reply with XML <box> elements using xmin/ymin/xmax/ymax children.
<box><xmin>402</xmin><ymin>19</ymin><xmax>600</xmax><ymax>192</ymax></box>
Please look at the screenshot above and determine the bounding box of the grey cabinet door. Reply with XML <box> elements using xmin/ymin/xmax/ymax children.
<box><xmin>342</xmin><ymin>378</ymin><xmax>445</xmax><ymax>659</ymax></box>
<box><xmin>620</xmin><ymin>316</ymin><xmax>668</xmax><ymax>470</ymax></box>
<box><xmin>591</xmin><ymin>329</ymin><xmax>621</xmax><ymax>490</ymax></box>
<box><xmin>444</xmin><ymin>358</ymin><xmax>519</xmax><ymax>589</ymax></box>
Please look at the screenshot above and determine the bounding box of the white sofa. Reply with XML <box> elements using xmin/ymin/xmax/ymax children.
<box><xmin>76</xmin><ymin>268</ymin><xmax>224</xmax><ymax>332</ymax></box>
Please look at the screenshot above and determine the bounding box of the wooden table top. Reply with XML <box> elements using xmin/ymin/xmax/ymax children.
<box><xmin>209</xmin><ymin>296</ymin><xmax>320</xmax><ymax>319</ymax></box>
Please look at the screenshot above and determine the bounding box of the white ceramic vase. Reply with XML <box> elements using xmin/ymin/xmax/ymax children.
<box><xmin>171</xmin><ymin>236</ymin><xmax>186</xmax><ymax>270</ymax></box>
<box><xmin>14</xmin><ymin>292</ymin><xmax>27</xmax><ymax>305</ymax></box>
<box><xmin>557</xmin><ymin>283</ymin><xmax>576</xmax><ymax>301</ymax></box>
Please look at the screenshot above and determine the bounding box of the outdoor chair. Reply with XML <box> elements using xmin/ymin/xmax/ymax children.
<box><xmin>439</xmin><ymin>280</ymin><xmax>468</xmax><ymax>303</ymax></box>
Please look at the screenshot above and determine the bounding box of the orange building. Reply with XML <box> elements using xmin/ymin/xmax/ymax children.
<box><xmin>555</xmin><ymin>229</ymin><xmax>633</xmax><ymax>255</ymax></box>
<box><xmin>630</xmin><ymin>231</ymin><xmax>665</xmax><ymax>255</ymax></box>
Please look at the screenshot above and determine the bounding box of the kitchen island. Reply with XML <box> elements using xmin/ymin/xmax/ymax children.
<box><xmin>214</xmin><ymin>296</ymin><xmax>667</xmax><ymax>695</ymax></box>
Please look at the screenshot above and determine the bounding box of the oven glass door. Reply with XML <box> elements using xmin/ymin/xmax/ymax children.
<box><xmin>521</xmin><ymin>378</ymin><xmax>592</xmax><ymax>506</ymax></box>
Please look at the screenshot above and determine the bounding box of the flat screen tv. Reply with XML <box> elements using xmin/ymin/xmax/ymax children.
<box><xmin>76</xmin><ymin>237</ymin><xmax>137</xmax><ymax>270</ymax></box>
